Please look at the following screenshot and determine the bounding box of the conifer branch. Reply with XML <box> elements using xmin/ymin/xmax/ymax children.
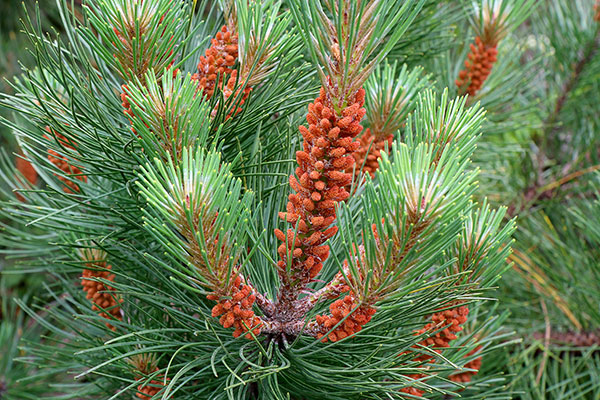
<box><xmin>351</xmin><ymin>63</ymin><xmax>431</xmax><ymax>179</ymax></box>
<box><xmin>273</xmin><ymin>0</ymin><xmax>417</xmax><ymax>327</ymax></box>
<box><xmin>138</xmin><ymin>148</ymin><xmax>263</xmax><ymax>338</ymax></box>
<box><xmin>548</xmin><ymin>28</ymin><xmax>600</xmax><ymax>127</ymax></box>
<box><xmin>82</xmin><ymin>0</ymin><xmax>186</xmax><ymax>82</ymax></box>
<box><xmin>457</xmin><ymin>0</ymin><xmax>536</xmax><ymax>98</ymax></box>
<box><xmin>0</xmin><ymin>0</ymin><xmax>535</xmax><ymax>397</ymax></box>
<box><xmin>532</xmin><ymin>329</ymin><xmax>600</xmax><ymax>347</ymax></box>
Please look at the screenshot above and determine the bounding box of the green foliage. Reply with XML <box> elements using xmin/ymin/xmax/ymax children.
<box><xmin>290</xmin><ymin>0</ymin><xmax>426</xmax><ymax>97</ymax></box>
<box><xmin>126</xmin><ymin>70</ymin><xmax>214</xmax><ymax>161</ymax></box>
<box><xmin>364</xmin><ymin>62</ymin><xmax>432</xmax><ymax>136</ymax></box>
<box><xmin>81</xmin><ymin>0</ymin><xmax>189</xmax><ymax>81</ymax></box>
<box><xmin>138</xmin><ymin>148</ymin><xmax>254</xmax><ymax>294</ymax></box>
<box><xmin>0</xmin><ymin>269</ymin><xmax>65</xmax><ymax>399</ymax></box>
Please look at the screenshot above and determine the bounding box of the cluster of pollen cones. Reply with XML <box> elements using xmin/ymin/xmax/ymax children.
<box><xmin>456</xmin><ymin>36</ymin><xmax>498</xmax><ymax>97</ymax></box>
<box><xmin>192</xmin><ymin>25</ymin><xmax>238</xmax><ymax>99</ymax></box>
<box><xmin>315</xmin><ymin>294</ymin><xmax>376</xmax><ymax>342</ymax></box>
<box><xmin>135</xmin><ymin>369</ymin><xmax>168</xmax><ymax>400</ymax></box>
<box><xmin>81</xmin><ymin>264</ymin><xmax>123</xmax><ymax>331</ymax></box>
<box><xmin>190</xmin><ymin>24</ymin><xmax>251</xmax><ymax>117</ymax></box>
<box><xmin>401</xmin><ymin>304</ymin><xmax>481</xmax><ymax>395</ymax></box>
<box><xmin>350</xmin><ymin>128</ymin><xmax>394</xmax><ymax>178</ymax></box>
<box><xmin>276</xmin><ymin>87</ymin><xmax>365</xmax><ymax>284</ymax></box>
<box><xmin>208</xmin><ymin>276</ymin><xmax>262</xmax><ymax>339</ymax></box>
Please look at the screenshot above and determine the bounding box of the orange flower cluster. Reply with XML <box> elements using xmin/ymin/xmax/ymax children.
<box><xmin>456</xmin><ymin>37</ymin><xmax>498</xmax><ymax>97</ymax></box>
<box><xmin>121</xmin><ymin>84</ymin><xmax>134</xmax><ymax>121</ymax></box>
<box><xmin>275</xmin><ymin>87</ymin><xmax>365</xmax><ymax>284</ymax></box>
<box><xmin>450</xmin><ymin>346</ymin><xmax>482</xmax><ymax>384</ymax></box>
<box><xmin>208</xmin><ymin>275</ymin><xmax>262</xmax><ymax>339</ymax></box>
<box><xmin>136</xmin><ymin>368</ymin><xmax>168</xmax><ymax>400</ymax></box>
<box><xmin>315</xmin><ymin>294</ymin><xmax>376</xmax><ymax>342</ymax></box>
<box><xmin>417</xmin><ymin>305</ymin><xmax>470</xmax><ymax>352</ymax></box>
<box><xmin>219</xmin><ymin>71</ymin><xmax>253</xmax><ymax>119</ymax></box>
<box><xmin>193</xmin><ymin>25</ymin><xmax>238</xmax><ymax>99</ymax></box>
<box><xmin>81</xmin><ymin>264</ymin><xmax>123</xmax><ymax>331</ymax></box>
<box><xmin>45</xmin><ymin>127</ymin><xmax>87</xmax><ymax>193</ymax></box>
<box><xmin>192</xmin><ymin>25</ymin><xmax>253</xmax><ymax>119</ymax></box>
<box><xmin>16</xmin><ymin>154</ymin><xmax>38</xmax><ymax>185</ymax></box>
<box><xmin>401</xmin><ymin>304</ymin><xmax>470</xmax><ymax>396</ymax></box>
<box><xmin>15</xmin><ymin>152</ymin><xmax>38</xmax><ymax>202</ymax></box>
<box><xmin>349</xmin><ymin>128</ymin><xmax>393</xmax><ymax>178</ymax></box>
<box><xmin>595</xmin><ymin>0</ymin><xmax>600</xmax><ymax>22</ymax></box>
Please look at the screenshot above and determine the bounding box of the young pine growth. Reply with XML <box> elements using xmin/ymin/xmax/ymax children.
<box><xmin>351</xmin><ymin>63</ymin><xmax>431</xmax><ymax>179</ymax></box>
<box><xmin>79</xmin><ymin>248</ymin><xmax>123</xmax><ymax>331</ymax></box>
<box><xmin>0</xmin><ymin>0</ymin><xmax>517</xmax><ymax>398</ymax></box>
<box><xmin>127</xmin><ymin>353</ymin><xmax>169</xmax><ymax>399</ymax></box>
<box><xmin>456</xmin><ymin>0</ymin><xmax>536</xmax><ymax>97</ymax></box>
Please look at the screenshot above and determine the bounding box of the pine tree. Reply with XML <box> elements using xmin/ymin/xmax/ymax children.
<box><xmin>1</xmin><ymin>0</ymin><xmax>598</xmax><ymax>399</ymax></box>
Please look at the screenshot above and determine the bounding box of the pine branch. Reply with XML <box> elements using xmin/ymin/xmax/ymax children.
<box><xmin>549</xmin><ymin>29</ymin><xmax>600</xmax><ymax>124</ymax></box>
<box><xmin>532</xmin><ymin>329</ymin><xmax>600</xmax><ymax>348</ymax></box>
<box><xmin>0</xmin><ymin>1</ymin><xmax>543</xmax><ymax>398</ymax></box>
